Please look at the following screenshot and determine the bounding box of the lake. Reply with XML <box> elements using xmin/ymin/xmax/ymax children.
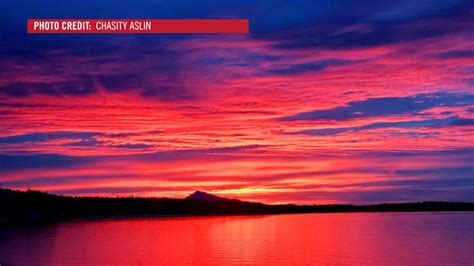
<box><xmin>1</xmin><ymin>212</ymin><xmax>473</xmax><ymax>265</ymax></box>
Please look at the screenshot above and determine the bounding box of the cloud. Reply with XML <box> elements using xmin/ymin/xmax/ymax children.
<box><xmin>0</xmin><ymin>80</ymin><xmax>96</xmax><ymax>97</ymax></box>
<box><xmin>395</xmin><ymin>165</ymin><xmax>474</xmax><ymax>178</ymax></box>
<box><xmin>0</xmin><ymin>132</ymin><xmax>102</xmax><ymax>144</ymax></box>
<box><xmin>263</xmin><ymin>0</ymin><xmax>474</xmax><ymax>50</ymax></box>
<box><xmin>230</xmin><ymin>185</ymin><xmax>474</xmax><ymax>204</ymax></box>
<box><xmin>1</xmin><ymin>148</ymin><xmax>472</xmax><ymax>203</ymax></box>
<box><xmin>371</xmin><ymin>0</ymin><xmax>465</xmax><ymax>21</ymax></box>
<box><xmin>436</xmin><ymin>50</ymin><xmax>474</xmax><ymax>59</ymax></box>
<box><xmin>114</xmin><ymin>143</ymin><xmax>153</xmax><ymax>149</ymax></box>
<box><xmin>97</xmin><ymin>74</ymin><xmax>143</xmax><ymax>92</ymax></box>
<box><xmin>293</xmin><ymin>116</ymin><xmax>474</xmax><ymax>136</ymax></box>
<box><xmin>0</xmin><ymin>153</ymin><xmax>95</xmax><ymax>171</ymax></box>
<box><xmin>50</xmin><ymin>186</ymin><xmax>165</xmax><ymax>195</ymax></box>
<box><xmin>0</xmin><ymin>131</ymin><xmax>154</xmax><ymax>150</ymax></box>
<box><xmin>0</xmin><ymin>145</ymin><xmax>264</xmax><ymax>172</ymax></box>
<box><xmin>264</xmin><ymin>59</ymin><xmax>356</xmax><ymax>75</ymax></box>
<box><xmin>281</xmin><ymin>92</ymin><xmax>474</xmax><ymax>121</ymax></box>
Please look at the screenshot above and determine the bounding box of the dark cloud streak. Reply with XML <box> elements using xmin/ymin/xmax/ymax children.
<box><xmin>281</xmin><ymin>92</ymin><xmax>474</xmax><ymax>121</ymax></box>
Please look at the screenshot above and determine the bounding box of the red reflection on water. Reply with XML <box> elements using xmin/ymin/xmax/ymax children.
<box><xmin>1</xmin><ymin>213</ymin><xmax>473</xmax><ymax>265</ymax></box>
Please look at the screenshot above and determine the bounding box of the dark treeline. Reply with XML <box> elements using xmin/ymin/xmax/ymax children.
<box><xmin>1</xmin><ymin>188</ymin><xmax>474</xmax><ymax>224</ymax></box>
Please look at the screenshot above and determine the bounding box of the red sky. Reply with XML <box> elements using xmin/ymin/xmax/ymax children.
<box><xmin>0</xmin><ymin>0</ymin><xmax>473</xmax><ymax>203</ymax></box>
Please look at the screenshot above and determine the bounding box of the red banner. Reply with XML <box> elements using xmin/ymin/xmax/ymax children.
<box><xmin>27</xmin><ymin>19</ymin><xmax>249</xmax><ymax>34</ymax></box>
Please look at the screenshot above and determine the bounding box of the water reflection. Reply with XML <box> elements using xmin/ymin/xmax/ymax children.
<box><xmin>1</xmin><ymin>212</ymin><xmax>473</xmax><ymax>265</ymax></box>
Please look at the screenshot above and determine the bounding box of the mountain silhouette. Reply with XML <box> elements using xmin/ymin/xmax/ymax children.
<box><xmin>185</xmin><ymin>191</ymin><xmax>234</xmax><ymax>201</ymax></box>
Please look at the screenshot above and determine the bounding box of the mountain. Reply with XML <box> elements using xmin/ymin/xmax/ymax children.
<box><xmin>185</xmin><ymin>191</ymin><xmax>234</xmax><ymax>201</ymax></box>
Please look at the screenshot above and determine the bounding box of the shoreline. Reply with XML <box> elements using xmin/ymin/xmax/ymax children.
<box><xmin>2</xmin><ymin>188</ymin><xmax>474</xmax><ymax>226</ymax></box>
<box><xmin>3</xmin><ymin>209</ymin><xmax>474</xmax><ymax>227</ymax></box>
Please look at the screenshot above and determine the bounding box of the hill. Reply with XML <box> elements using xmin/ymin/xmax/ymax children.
<box><xmin>185</xmin><ymin>191</ymin><xmax>236</xmax><ymax>201</ymax></box>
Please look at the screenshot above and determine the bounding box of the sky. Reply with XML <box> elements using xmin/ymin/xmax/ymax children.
<box><xmin>0</xmin><ymin>0</ymin><xmax>473</xmax><ymax>204</ymax></box>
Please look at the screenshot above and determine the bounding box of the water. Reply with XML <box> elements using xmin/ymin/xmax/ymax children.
<box><xmin>1</xmin><ymin>212</ymin><xmax>473</xmax><ymax>265</ymax></box>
